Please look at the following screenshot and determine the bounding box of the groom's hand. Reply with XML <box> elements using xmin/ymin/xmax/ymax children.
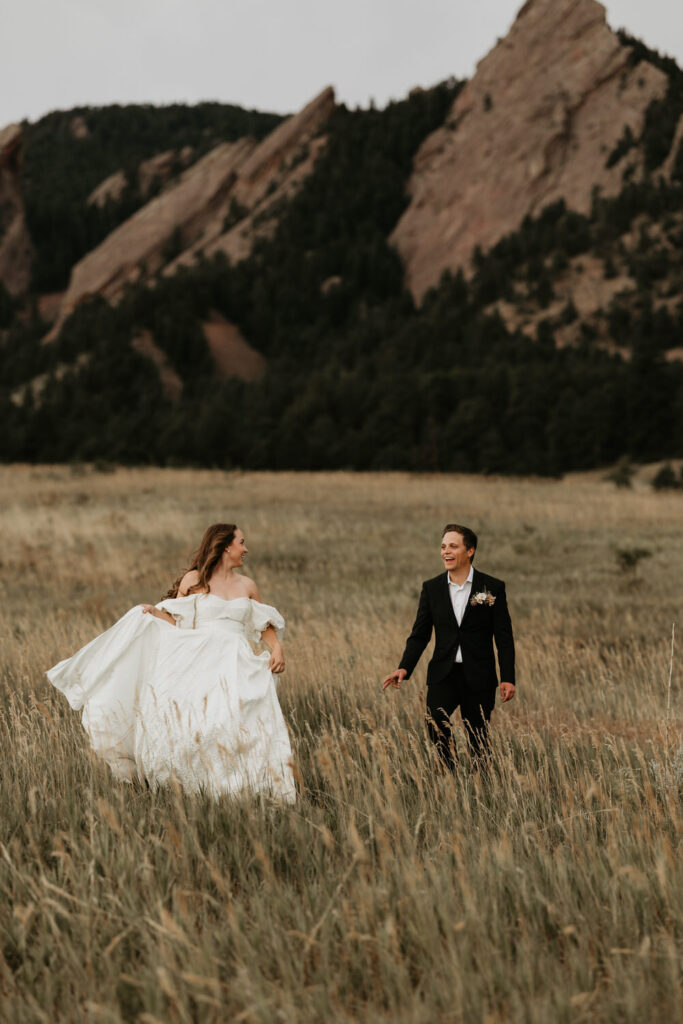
<box><xmin>382</xmin><ymin>669</ymin><xmax>407</xmax><ymax>691</ymax></box>
<box><xmin>500</xmin><ymin>682</ymin><xmax>515</xmax><ymax>702</ymax></box>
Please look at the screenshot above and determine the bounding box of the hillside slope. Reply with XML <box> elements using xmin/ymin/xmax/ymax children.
<box><xmin>47</xmin><ymin>88</ymin><xmax>335</xmax><ymax>338</ymax></box>
<box><xmin>0</xmin><ymin>0</ymin><xmax>682</xmax><ymax>474</ymax></box>
<box><xmin>20</xmin><ymin>101</ymin><xmax>284</xmax><ymax>293</ymax></box>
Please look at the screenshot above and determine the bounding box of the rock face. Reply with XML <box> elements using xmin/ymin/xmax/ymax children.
<box><xmin>70</xmin><ymin>116</ymin><xmax>90</xmax><ymax>140</ymax></box>
<box><xmin>137</xmin><ymin>146</ymin><xmax>194</xmax><ymax>196</ymax></box>
<box><xmin>390</xmin><ymin>0</ymin><xmax>670</xmax><ymax>302</ymax></box>
<box><xmin>0</xmin><ymin>124</ymin><xmax>33</xmax><ymax>296</ymax></box>
<box><xmin>87</xmin><ymin>170</ymin><xmax>128</xmax><ymax>208</ymax></box>
<box><xmin>201</xmin><ymin>312</ymin><xmax>266</xmax><ymax>382</ymax></box>
<box><xmin>168</xmin><ymin>90</ymin><xmax>334</xmax><ymax>272</ymax></box>
<box><xmin>130</xmin><ymin>316</ymin><xmax>265</xmax><ymax>400</ymax></box>
<box><xmin>54</xmin><ymin>136</ymin><xmax>255</xmax><ymax>331</ymax></box>
<box><xmin>131</xmin><ymin>330</ymin><xmax>184</xmax><ymax>401</ymax></box>
<box><xmin>49</xmin><ymin>87</ymin><xmax>335</xmax><ymax>338</ymax></box>
<box><xmin>10</xmin><ymin>352</ymin><xmax>90</xmax><ymax>407</ymax></box>
<box><xmin>87</xmin><ymin>148</ymin><xmax>196</xmax><ymax>208</ymax></box>
<box><xmin>662</xmin><ymin>116</ymin><xmax>683</xmax><ymax>179</ymax></box>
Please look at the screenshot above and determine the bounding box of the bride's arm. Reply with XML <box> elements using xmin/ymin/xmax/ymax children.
<box><xmin>260</xmin><ymin>625</ymin><xmax>285</xmax><ymax>673</ymax></box>
<box><xmin>248</xmin><ymin>580</ymin><xmax>285</xmax><ymax>674</ymax></box>
<box><xmin>140</xmin><ymin>570</ymin><xmax>201</xmax><ymax>627</ymax></box>
<box><xmin>141</xmin><ymin>605</ymin><xmax>177</xmax><ymax>626</ymax></box>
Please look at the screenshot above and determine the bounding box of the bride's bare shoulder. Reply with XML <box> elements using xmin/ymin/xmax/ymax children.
<box><xmin>178</xmin><ymin>569</ymin><xmax>202</xmax><ymax>596</ymax></box>
<box><xmin>241</xmin><ymin>574</ymin><xmax>261</xmax><ymax>600</ymax></box>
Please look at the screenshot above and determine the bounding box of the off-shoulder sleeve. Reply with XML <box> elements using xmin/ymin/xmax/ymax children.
<box><xmin>247</xmin><ymin>600</ymin><xmax>285</xmax><ymax>645</ymax></box>
<box><xmin>156</xmin><ymin>595</ymin><xmax>198</xmax><ymax>630</ymax></box>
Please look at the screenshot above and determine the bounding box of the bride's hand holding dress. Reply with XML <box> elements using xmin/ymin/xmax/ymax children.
<box><xmin>140</xmin><ymin>604</ymin><xmax>176</xmax><ymax>626</ymax></box>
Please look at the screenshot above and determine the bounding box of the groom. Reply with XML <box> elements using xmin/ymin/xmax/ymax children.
<box><xmin>383</xmin><ymin>524</ymin><xmax>515</xmax><ymax>770</ymax></box>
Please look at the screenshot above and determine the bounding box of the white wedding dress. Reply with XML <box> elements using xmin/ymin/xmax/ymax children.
<box><xmin>46</xmin><ymin>593</ymin><xmax>296</xmax><ymax>802</ymax></box>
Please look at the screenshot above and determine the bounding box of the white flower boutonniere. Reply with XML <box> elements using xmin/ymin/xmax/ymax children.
<box><xmin>470</xmin><ymin>590</ymin><xmax>496</xmax><ymax>607</ymax></box>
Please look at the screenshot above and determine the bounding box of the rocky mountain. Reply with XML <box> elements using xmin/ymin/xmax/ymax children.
<box><xmin>86</xmin><ymin>147</ymin><xmax>196</xmax><ymax>209</ymax></box>
<box><xmin>48</xmin><ymin>88</ymin><xmax>334</xmax><ymax>338</ymax></box>
<box><xmin>0</xmin><ymin>125</ymin><xmax>32</xmax><ymax>297</ymax></box>
<box><xmin>1</xmin><ymin>0</ymin><xmax>682</xmax><ymax>474</ymax></box>
<box><xmin>18</xmin><ymin>100</ymin><xmax>284</xmax><ymax>295</ymax></box>
<box><xmin>391</xmin><ymin>0</ymin><xmax>671</xmax><ymax>301</ymax></box>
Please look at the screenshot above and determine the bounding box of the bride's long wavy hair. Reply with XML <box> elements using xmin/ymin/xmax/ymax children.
<box><xmin>164</xmin><ymin>523</ymin><xmax>238</xmax><ymax>599</ymax></box>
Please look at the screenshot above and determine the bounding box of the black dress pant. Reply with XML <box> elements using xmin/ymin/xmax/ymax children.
<box><xmin>426</xmin><ymin>663</ymin><xmax>495</xmax><ymax>770</ymax></box>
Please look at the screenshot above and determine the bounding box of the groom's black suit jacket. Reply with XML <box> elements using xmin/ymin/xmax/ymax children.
<box><xmin>399</xmin><ymin>568</ymin><xmax>515</xmax><ymax>692</ymax></box>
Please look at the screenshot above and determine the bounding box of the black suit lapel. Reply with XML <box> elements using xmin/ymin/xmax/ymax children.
<box><xmin>441</xmin><ymin>571</ymin><xmax>459</xmax><ymax>629</ymax></box>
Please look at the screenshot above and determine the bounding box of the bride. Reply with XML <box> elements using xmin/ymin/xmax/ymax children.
<box><xmin>47</xmin><ymin>523</ymin><xmax>296</xmax><ymax>802</ymax></box>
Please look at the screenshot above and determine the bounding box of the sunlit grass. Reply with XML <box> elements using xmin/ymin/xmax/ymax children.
<box><xmin>0</xmin><ymin>464</ymin><xmax>681</xmax><ymax>1022</ymax></box>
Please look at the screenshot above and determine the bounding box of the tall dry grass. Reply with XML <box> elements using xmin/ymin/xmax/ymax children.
<box><xmin>0</xmin><ymin>464</ymin><xmax>681</xmax><ymax>1022</ymax></box>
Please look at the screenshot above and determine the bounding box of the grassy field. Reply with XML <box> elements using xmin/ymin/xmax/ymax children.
<box><xmin>0</xmin><ymin>464</ymin><xmax>681</xmax><ymax>1023</ymax></box>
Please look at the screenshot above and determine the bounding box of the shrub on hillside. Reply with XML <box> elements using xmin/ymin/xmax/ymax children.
<box><xmin>651</xmin><ymin>463</ymin><xmax>683</xmax><ymax>490</ymax></box>
<box><xmin>604</xmin><ymin>456</ymin><xmax>635</xmax><ymax>488</ymax></box>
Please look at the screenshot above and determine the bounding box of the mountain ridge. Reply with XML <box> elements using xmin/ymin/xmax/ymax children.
<box><xmin>1</xmin><ymin>0</ymin><xmax>682</xmax><ymax>474</ymax></box>
<box><xmin>391</xmin><ymin>0</ymin><xmax>672</xmax><ymax>300</ymax></box>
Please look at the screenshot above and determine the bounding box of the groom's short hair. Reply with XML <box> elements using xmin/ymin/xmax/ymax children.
<box><xmin>442</xmin><ymin>524</ymin><xmax>478</xmax><ymax>559</ymax></box>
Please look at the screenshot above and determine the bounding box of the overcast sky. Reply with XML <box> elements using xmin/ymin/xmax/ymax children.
<box><xmin>1</xmin><ymin>1</ymin><xmax>682</xmax><ymax>128</ymax></box>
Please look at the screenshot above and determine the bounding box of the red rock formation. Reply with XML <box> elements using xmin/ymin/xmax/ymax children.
<box><xmin>138</xmin><ymin>147</ymin><xmax>194</xmax><ymax>196</ymax></box>
<box><xmin>87</xmin><ymin>148</ymin><xmax>196</xmax><ymax>208</ymax></box>
<box><xmin>49</xmin><ymin>87</ymin><xmax>335</xmax><ymax>339</ymax></box>
<box><xmin>129</xmin><ymin>316</ymin><xmax>264</xmax><ymax>399</ymax></box>
<box><xmin>131</xmin><ymin>330</ymin><xmax>184</xmax><ymax>402</ymax></box>
<box><xmin>50</xmin><ymin>136</ymin><xmax>256</xmax><ymax>339</ymax></box>
<box><xmin>87</xmin><ymin>170</ymin><xmax>128</xmax><ymax>208</ymax></box>
<box><xmin>70</xmin><ymin>116</ymin><xmax>90</xmax><ymax>140</ymax></box>
<box><xmin>662</xmin><ymin>117</ymin><xmax>683</xmax><ymax>179</ymax></box>
<box><xmin>0</xmin><ymin>124</ymin><xmax>33</xmax><ymax>296</ymax></box>
<box><xmin>37</xmin><ymin>292</ymin><xmax>64</xmax><ymax>324</ymax></box>
<box><xmin>10</xmin><ymin>352</ymin><xmax>90</xmax><ymax>407</ymax></box>
<box><xmin>390</xmin><ymin>0</ymin><xmax>671</xmax><ymax>302</ymax></box>
<box><xmin>202</xmin><ymin>312</ymin><xmax>266</xmax><ymax>382</ymax></box>
<box><xmin>166</xmin><ymin>88</ymin><xmax>335</xmax><ymax>271</ymax></box>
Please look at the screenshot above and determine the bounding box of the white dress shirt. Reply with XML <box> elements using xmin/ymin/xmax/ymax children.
<box><xmin>448</xmin><ymin>565</ymin><xmax>474</xmax><ymax>663</ymax></box>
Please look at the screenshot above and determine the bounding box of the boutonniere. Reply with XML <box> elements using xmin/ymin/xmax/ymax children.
<box><xmin>470</xmin><ymin>590</ymin><xmax>496</xmax><ymax>607</ymax></box>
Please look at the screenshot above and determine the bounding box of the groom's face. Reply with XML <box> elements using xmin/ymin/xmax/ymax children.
<box><xmin>441</xmin><ymin>531</ymin><xmax>474</xmax><ymax>574</ymax></box>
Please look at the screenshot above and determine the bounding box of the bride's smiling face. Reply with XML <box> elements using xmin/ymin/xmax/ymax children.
<box><xmin>224</xmin><ymin>529</ymin><xmax>248</xmax><ymax>567</ymax></box>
